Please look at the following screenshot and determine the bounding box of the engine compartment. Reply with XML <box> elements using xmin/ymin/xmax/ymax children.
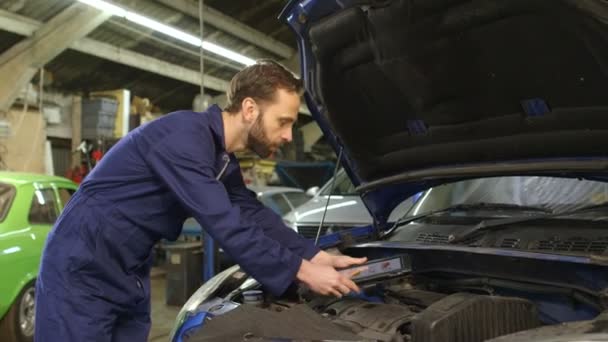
<box><xmin>179</xmin><ymin>245</ymin><xmax>608</xmax><ymax>342</ymax></box>
<box><xmin>186</xmin><ymin>273</ymin><xmax>547</xmax><ymax>342</ymax></box>
<box><xmin>307</xmin><ymin>287</ymin><xmax>540</xmax><ymax>342</ymax></box>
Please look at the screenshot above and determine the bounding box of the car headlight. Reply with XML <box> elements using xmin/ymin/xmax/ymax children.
<box><xmin>283</xmin><ymin>219</ymin><xmax>297</xmax><ymax>232</ymax></box>
<box><xmin>169</xmin><ymin>264</ymin><xmax>241</xmax><ymax>341</ymax></box>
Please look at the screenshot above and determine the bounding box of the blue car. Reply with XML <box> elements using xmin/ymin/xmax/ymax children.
<box><xmin>171</xmin><ymin>1</ymin><xmax>608</xmax><ymax>341</ymax></box>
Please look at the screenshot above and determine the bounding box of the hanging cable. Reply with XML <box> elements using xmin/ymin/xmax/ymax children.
<box><xmin>315</xmin><ymin>146</ymin><xmax>344</xmax><ymax>245</ymax></box>
<box><xmin>198</xmin><ymin>0</ymin><xmax>205</xmax><ymax>109</ymax></box>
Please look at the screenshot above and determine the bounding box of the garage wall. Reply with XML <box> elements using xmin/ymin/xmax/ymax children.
<box><xmin>48</xmin><ymin>137</ymin><xmax>71</xmax><ymax>177</ymax></box>
<box><xmin>44</xmin><ymin>92</ymin><xmax>73</xmax><ymax>140</ymax></box>
<box><xmin>3</xmin><ymin>108</ymin><xmax>46</xmax><ymax>173</ymax></box>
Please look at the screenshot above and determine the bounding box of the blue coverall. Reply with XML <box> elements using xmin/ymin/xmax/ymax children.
<box><xmin>34</xmin><ymin>105</ymin><xmax>320</xmax><ymax>341</ymax></box>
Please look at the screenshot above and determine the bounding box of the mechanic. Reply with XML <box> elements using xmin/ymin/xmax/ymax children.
<box><xmin>34</xmin><ymin>60</ymin><xmax>366</xmax><ymax>342</ymax></box>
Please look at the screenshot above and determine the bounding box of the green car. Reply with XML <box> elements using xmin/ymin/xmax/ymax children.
<box><xmin>0</xmin><ymin>172</ymin><xmax>77</xmax><ymax>342</ymax></box>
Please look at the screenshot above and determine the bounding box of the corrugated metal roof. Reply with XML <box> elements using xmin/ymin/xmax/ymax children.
<box><xmin>205</xmin><ymin>0</ymin><xmax>296</xmax><ymax>49</ymax></box>
<box><xmin>6</xmin><ymin>0</ymin><xmax>72</xmax><ymax>23</ymax></box>
<box><xmin>45</xmin><ymin>49</ymin><xmax>207</xmax><ymax>112</ymax></box>
<box><xmin>0</xmin><ymin>0</ymin><xmax>297</xmax><ymax>112</ymax></box>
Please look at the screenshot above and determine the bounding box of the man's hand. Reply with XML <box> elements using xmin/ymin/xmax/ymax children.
<box><xmin>311</xmin><ymin>250</ymin><xmax>367</xmax><ymax>269</ymax></box>
<box><xmin>296</xmin><ymin>259</ymin><xmax>361</xmax><ymax>297</ymax></box>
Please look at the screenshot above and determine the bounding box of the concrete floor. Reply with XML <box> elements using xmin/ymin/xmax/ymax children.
<box><xmin>148</xmin><ymin>270</ymin><xmax>181</xmax><ymax>342</ymax></box>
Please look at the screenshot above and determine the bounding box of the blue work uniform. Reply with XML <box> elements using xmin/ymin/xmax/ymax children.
<box><xmin>34</xmin><ymin>105</ymin><xmax>320</xmax><ymax>342</ymax></box>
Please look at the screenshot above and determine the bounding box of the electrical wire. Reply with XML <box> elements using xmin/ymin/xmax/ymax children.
<box><xmin>315</xmin><ymin>146</ymin><xmax>344</xmax><ymax>245</ymax></box>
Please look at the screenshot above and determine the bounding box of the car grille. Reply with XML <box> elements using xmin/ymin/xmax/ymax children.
<box><xmin>416</xmin><ymin>233</ymin><xmax>450</xmax><ymax>244</ymax></box>
<box><xmin>416</xmin><ymin>233</ymin><xmax>481</xmax><ymax>246</ymax></box>
<box><xmin>499</xmin><ymin>238</ymin><xmax>521</xmax><ymax>249</ymax></box>
<box><xmin>534</xmin><ymin>237</ymin><xmax>608</xmax><ymax>254</ymax></box>
<box><xmin>297</xmin><ymin>224</ymin><xmax>348</xmax><ymax>239</ymax></box>
<box><xmin>413</xmin><ymin>234</ymin><xmax>608</xmax><ymax>254</ymax></box>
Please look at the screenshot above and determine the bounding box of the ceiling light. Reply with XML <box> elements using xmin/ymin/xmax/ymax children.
<box><xmin>78</xmin><ymin>0</ymin><xmax>126</xmax><ymax>17</ymax></box>
<box><xmin>202</xmin><ymin>41</ymin><xmax>255</xmax><ymax>66</ymax></box>
<box><xmin>77</xmin><ymin>0</ymin><xmax>256</xmax><ymax>66</ymax></box>
<box><xmin>124</xmin><ymin>12</ymin><xmax>203</xmax><ymax>46</ymax></box>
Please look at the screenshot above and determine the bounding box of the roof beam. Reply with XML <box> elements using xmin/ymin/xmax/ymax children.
<box><xmin>0</xmin><ymin>10</ymin><xmax>308</xmax><ymax>114</ymax></box>
<box><xmin>71</xmin><ymin>39</ymin><xmax>229</xmax><ymax>91</ymax></box>
<box><xmin>0</xmin><ymin>9</ymin><xmax>229</xmax><ymax>93</ymax></box>
<box><xmin>0</xmin><ymin>3</ymin><xmax>111</xmax><ymax>112</ymax></box>
<box><xmin>154</xmin><ymin>0</ymin><xmax>295</xmax><ymax>60</ymax></box>
<box><xmin>0</xmin><ymin>8</ymin><xmax>36</xmax><ymax>36</ymax></box>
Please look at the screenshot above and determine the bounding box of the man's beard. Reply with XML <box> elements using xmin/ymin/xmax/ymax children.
<box><xmin>246</xmin><ymin>113</ymin><xmax>275</xmax><ymax>158</ymax></box>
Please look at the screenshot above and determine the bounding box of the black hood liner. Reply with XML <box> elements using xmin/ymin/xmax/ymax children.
<box><xmin>308</xmin><ymin>0</ymin><xmax>608</xmax><ymax>183</ymax></box>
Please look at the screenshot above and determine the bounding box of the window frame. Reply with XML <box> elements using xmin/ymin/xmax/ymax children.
<box><xmin>28</xmin><ymin>186</ymin><xmax>60</xmax><ymax>225</ymax></box>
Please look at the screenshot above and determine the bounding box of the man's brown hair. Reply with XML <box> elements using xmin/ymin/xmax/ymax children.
<box><xmin>224</xmin><ymin>59</ymin><xmax>303</xmax><ymax>113</ymax></box>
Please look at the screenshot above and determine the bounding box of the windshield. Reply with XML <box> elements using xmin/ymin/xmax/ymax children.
<box><xmin>319</xmin><ymin>169</ymin><xmax>357</xmax><ymax>196</ymax></box>
<box><xmin>409</xmin><ymin>176</ymin><xmax>608</xmax><ymax>218</ymax></box>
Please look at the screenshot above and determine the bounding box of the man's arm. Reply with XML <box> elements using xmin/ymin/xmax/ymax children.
<box><xmin>144</xmin><ymin>130</ymin><xmax>302</xmax><ymax>296</ymax></box>
<box><xmin>222</xmin><ymin>159</ymin><xmax>321</xmax><ymax>261</ymax></box>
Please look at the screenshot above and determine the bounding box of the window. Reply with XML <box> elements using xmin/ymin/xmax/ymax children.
<box><xmin>270</xmin><ymin>194</ymin><xmax>292</xmax><ymax>216</ymax></box>
<box><xmin>0</xmin><ymin>183</ymin><xmax>15</xmax><ymax>223</ymax></box>
<box><xmin>409</xmin><ymin>176</ymin><xmax>608</xmax><ymax>218</ymax></box>
<box><xmin>58</xmin><ymin>188</ymin><xmax>75</xmax><ymax>206</ymax></box>
<box><xmin>319</xmin><ymin>170</ymin><xmax>357</xmax><ymax>196</ymax></box>
<box><xmin>28</xmin><ymin>189</ymin><xmax>58</xmax><ymax>224</ymax></box>
<box><xmin>284</xmin><ymin>192</ymin><xmax>311</xmax><ymax>209</ymax></box>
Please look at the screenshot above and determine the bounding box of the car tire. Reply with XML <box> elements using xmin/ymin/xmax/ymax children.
<box><xmin>0</xmin><ymin>281</ymin><xmax>36</xmax><ymax>342</ymax></box>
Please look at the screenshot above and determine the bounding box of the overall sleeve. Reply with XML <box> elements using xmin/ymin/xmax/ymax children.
<box><xmin>144</xmin><ymin>130</ymin><xmax>302</xmax><ymax>296</ymax></box>
<box><xmin>222</xmin><ymin>160</ymin><xmax>320</xmax><ymax>260</ymax></box>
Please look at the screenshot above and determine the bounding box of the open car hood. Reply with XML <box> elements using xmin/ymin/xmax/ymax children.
<box><xmin>280</xmin><ymin>0</ymin><xmax>608</xmax><ymax>228</ymax></box>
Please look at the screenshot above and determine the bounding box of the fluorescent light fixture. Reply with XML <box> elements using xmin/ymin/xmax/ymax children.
<box><xmin>77</xmin><ymin>0</ymin><xmax>256</xmax><ymax>66</ymax></box>
<box><xmin>78</xmin><ymin>0</ymin><xmax>126</xmax><ymax>16</ymax></box>
<box><xmin>124</xmin><ymin>12</ymin><xmax>202</xmax><ymax>46</ymax></box>
<box><xmin>202</xmin><ymin>41</ymin><xmax>255</xmax><ymax>66</ymax></box>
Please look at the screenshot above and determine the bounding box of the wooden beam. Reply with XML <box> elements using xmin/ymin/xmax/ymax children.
<box><xmin>0</xmin><ymin>9</ymin><xmax>230</xmax><ymax>93</ymax></box>
<box><xmin>71</xmin><ymin>96</ymin><xmax>82</xmax><ymax>167</ymax></box>
<box><xmin>155</xmin><ymin>0</ymin><xmax>295</xmax><ymax>59</ymax></box>
<box><xmin>0</xmin><ymin>4</ymin><xmax>111</xmax><ymax>112</ymax></box>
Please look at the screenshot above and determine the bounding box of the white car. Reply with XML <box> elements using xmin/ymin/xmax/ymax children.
<box><xmin>283</xmin><ymin>169</ymin><xmax>418</xmax><ymax>239</ymax></box>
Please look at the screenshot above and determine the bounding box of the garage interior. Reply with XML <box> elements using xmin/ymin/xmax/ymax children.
<box><xmin>0</xmin><ymin>0</ymin><xmax>337</xmax><ymax>341</ymax></box>
<box><xmin>0</xmin><ymin>0</ymin><xmax>336</xmax><ymax>175</ymax></box>
<box><xmin>2</xmin><ymin>1</ymin><xmax>608</xmax><ymax>342</ymax></box>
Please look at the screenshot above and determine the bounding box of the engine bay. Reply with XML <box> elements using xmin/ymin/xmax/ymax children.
<box><xmin>183</xmin><ymin>255</ymin><xmax>608</xmax><ymax>342</ymax></box>
<box><xmin>302</xmin><ymin>280</ymin><xmax>541</xmax><ymax>342</ymax></box>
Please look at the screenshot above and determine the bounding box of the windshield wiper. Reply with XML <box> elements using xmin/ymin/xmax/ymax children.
<box><xmin>381</xmin><ymin>202</ymin><xmax>551</xmax><ymax>239</ymax></box>
<box><xmin>449</xmin><ymin>202</ymin><xmax>608</xmax><ymax>244</ymax></box>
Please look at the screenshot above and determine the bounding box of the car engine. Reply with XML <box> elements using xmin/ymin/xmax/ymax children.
<box><xmin>185</xmin><ymin>274</ymin><xmax>543</xmax><ymax>342</ymax></box>
<box><xmin>313</xmin><ymin>291</ymin><xmax>539</xmax><ymax>341</ymax></box>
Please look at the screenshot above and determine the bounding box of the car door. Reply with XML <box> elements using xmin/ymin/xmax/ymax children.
<box><xmin>53</xmin><ymin>182</ymin><xmax>76</xmax><ymax>210</ymax></box>
<box><xmin>0</xmin><ymin>182</ymin><xmax>61</xmax><ymax>308</ymax></box>
<box><xmin>27</xmin><ymin>183</ymin><xmax>60</xmax><ymax>257</ymax></box>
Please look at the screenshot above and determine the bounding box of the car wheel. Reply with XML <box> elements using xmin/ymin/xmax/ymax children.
<box><xmin>0</xmin><ymin>281</ymin><xmax>36</xmax><ymax>342</ymax></box>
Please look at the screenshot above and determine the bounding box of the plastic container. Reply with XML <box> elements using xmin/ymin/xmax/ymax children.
<box><xmin>164</xmin><ymin>242</ymin><xmax>203</xmax><ymax>306</ymax></box>
<box><xmin>242</xmin><ymin>290</ymin><xmax>264</xmax><ymax>306</ymax></box>
<box><xmin>82</xmin><ymin>98</ymin><xmax>118</xmax><ymax>115</ymax></box>
<box><xmin>81</xmin><ymin>98</ymin><xmax>118</xmax><ymax>138</ymax></box>
<box><xmin>82</xmin><ymin>127</ymin><xmax>114</xmax><ymax>139</ymax></box>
